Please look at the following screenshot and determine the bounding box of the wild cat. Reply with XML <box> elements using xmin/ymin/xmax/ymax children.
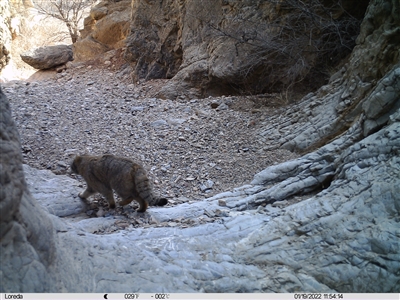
<box><xmin>71</xmin><ymin>154</ymin><xmax>168</xmax><ymax>212</ymax></box>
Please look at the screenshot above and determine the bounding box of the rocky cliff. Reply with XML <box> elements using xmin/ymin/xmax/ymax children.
<box><xmin>0</xmin><ymin>0</ymin><xmax>12</xmax><ymax>72</ymax></box>
<box><xmin>73</xmin><ymin>0</ymin><xmax>131</xmax><ymax>61</ymax></box>
<box><xmin>1</xmin><ymin>0</ymin><xmax>399</xmax><ymax>293</ymax></box>
<box><xmin>0</xmin><ymin>0</ymin><xmax>71</xmax><ymax>81</ymax></box>
<box><xmin>258</xmin><ymin>0</ymin><xmax>400</xmax><ymax>152</ymax></box>
<box><xmin>124</xmin><ymin>0</ymin><xmax>368</xmax><ymax>99</ymax></box>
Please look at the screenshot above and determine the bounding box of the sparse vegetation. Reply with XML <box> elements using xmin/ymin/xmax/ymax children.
<box><xmin>33</xmin><ymin>0</ymin><xmax>97</xmax><ymax>43</ymax></box>
<box><xmin>206</xmin><ymin>0</ymin><xmax>366</xmax><ymax>95</ymax></box>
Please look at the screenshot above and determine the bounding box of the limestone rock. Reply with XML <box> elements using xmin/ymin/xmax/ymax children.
<box><xmin>3</xmin><ymin>63</ymin><xmax>400</xmax><ymax>293</ymax></box>
<box><xmin>0</xmin><ymin>87</ymin><xmax>57</xmax><ymax>292</ymax></box>
<box><xmin>16</xmin><ymin>120</ymin><xmax>400</xmax><ymax>292</ymax></box>
<box><xmin>73</xmin><ymin>36</ymin><xmax>110</xmax><ymax>62</ymax></box>
<box><xmin>0</xmin><ymin>0</ymin><xmax>12</xmax><ymax>72</ymax></box>
<box><xmin>20</xmin><ymin>45</ymin><xmax>73</xmax><ymax>70</ymax></box>
<box><xmin>125</xmin><ymin>0</ymin><xmax>368</xmax><ymax>98</ymax></box>
<box><xmin>124</xmin><ymin>0</ymin><xmax>183</xmax><ymax>82</ymax></box>
<box><xmin>1</xmin><ymin>0</ymin><xmax>70</xmax><ymax>81</ymax></box>
<box><xmin>0</xmin><ymin>0</ymin><xmax>33</xmax><ymax>73</ymax></box>
<box><xmin>90</xmin><ymin>6</ymin><xmax>108</xmax><ymax>21</ymax></box>
<box><xmin>22</xmin><ymin>165</ymin><xmax>86</xmax><ymax>217</ymax></box>
<box><xmin>73</xmin><ymin>0</ymin><xmax>131</xmax><ymax>62</ymax></box>
<box><xmin>91</xmin><ymin>10</ymin><xmax>130</xmax><ymax>48</ymax></box>
<box><xmin>256</xmin><ymin>0</ymin><xmax>400</xmax><ymax>153</ymax></box>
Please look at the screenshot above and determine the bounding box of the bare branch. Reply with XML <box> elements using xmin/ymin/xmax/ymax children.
<box><xmin>194</xmin><ymin>0</ymin><xmax>362</xmax><ymax>94</ymax></box>
<box><xmin>33</xmin><ymin>0</ymin><xmax>97</xmax><ymax>43</ymax></box>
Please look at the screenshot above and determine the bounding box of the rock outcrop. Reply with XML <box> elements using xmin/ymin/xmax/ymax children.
<box><xmin>124</xmin><ymin>0</ymin><xmax>368</xmax><ymax>99</ymax></box>
<box><xmin>20</xmin><ymin>45</ymin><xmax>73</xmax><ymax>70</ymax></box>
<box><xmin>0</xmin><ymin>0</ymin><xmax>12</xmax><ymax>72</ymax></box>
<box><xmin>0</xmin><ymin>0</ymin><xmax>41</xmax><ymax>80</ymax></box>
<box><xmin>257</xmin><ymin>0</ymin><xmax>400</xmax><ymax>152</ymax></box>
<box><xmin>1</xmin><ymin>0</ymin><xmax>400</xmax><ymax>293</ymax></box>
<box><xmin>0</xmin><ymin>87</ymin><xmax>57</xmax><ymax>291</ymax></box>
<box><xmin>124</xmin><ymin>0</ymin><xmax>183</xmax><ymax>83</ymax></box>
<box><xmin>73</xmin><ymin>0</ymin><xmax>131</xmax><ymax>61</ymax></box>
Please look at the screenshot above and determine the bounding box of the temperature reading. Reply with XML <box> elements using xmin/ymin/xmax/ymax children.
<box><xmin>153</xmin><ymin>294</ymin><xmax>170</xmax><ymax>299</ymax></box>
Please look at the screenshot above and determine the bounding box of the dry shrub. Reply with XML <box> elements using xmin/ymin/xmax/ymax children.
<box><xmin>208</xmin><ymin>0</ymin><xmax>367</xmax><ymax>96</ymax></box>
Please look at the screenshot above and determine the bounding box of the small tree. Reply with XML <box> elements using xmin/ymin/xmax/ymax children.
<box><xmin>34</xmin><ymin>0</ymin><xmax>97</xmax><ymax>43</ymax></box>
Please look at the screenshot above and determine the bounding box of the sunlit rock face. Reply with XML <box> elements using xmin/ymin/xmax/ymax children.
<box><xmin>0</xmin><ymin>0</ymin><xmax>12</xmax><ymax>72</ymax></box>
<box><xmin>73</xmin><ymin>0</ymin><xmax>131</xmax><ymax>62</ymax></box>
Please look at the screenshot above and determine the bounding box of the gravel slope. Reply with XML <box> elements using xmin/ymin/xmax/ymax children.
<box><xmin>2</xmin><ymin>63</ymin><xmax>297</xmax><ymax>206</ymax></box>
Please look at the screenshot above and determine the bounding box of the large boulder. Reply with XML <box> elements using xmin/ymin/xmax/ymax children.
<box><xmin>1</xmin><ymin>0</ymin><xmax>71</xmax><ymax>81</ymax></box>
<box><xmin>20</xmin><ymin>45</ymin><xmax>73</xmax><ymax>70</ymax></box>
